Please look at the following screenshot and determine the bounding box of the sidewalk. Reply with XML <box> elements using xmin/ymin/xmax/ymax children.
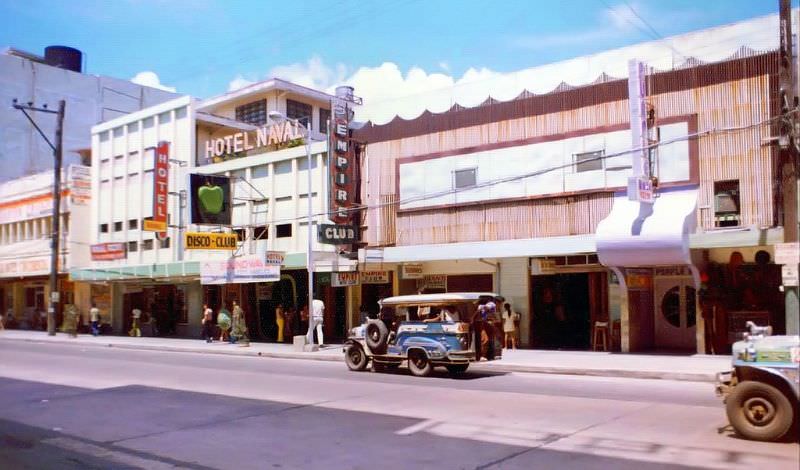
<box><xmin>0</xmin><ymin>330</ymin><xmax>731</xmax><ymax>382</ymax></box>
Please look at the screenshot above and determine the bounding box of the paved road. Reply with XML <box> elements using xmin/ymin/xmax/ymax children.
<box><xmin>0</xmin><ymin>341</ymin><xmax>796</xmax><ymax>470</ymax></box>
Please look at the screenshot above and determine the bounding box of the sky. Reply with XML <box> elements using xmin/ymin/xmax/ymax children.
<box><xmin>0</xmin><ymin>0</ymin><xmax>782</xmax><ymax>121</ymax></box>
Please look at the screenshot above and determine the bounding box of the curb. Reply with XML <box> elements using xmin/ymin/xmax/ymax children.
<box><xmin>0</xmin><ymin>335</ymin><xmax>718</xmax><ymax>382</ymax></box>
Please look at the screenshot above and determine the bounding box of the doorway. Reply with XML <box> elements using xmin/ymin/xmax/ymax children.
<box><xmin>654</xmin><ymin>277</ymin><xmax>696</xmax><ymax>351</ymax></box>
<box><xmin>531</xmin><ymin>273</ymin><xmax>591</xmax><ymax>349</ymax></box>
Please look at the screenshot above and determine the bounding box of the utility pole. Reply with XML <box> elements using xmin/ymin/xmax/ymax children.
<box><xmin>778</xmin><ymin>0</ymin><xmax>799</xmax><ymax>335</ymax></box>
<box><xmin>12</xmin><ymin>99</ymin><xmax>65</xmax><ymax>336</ymax></box>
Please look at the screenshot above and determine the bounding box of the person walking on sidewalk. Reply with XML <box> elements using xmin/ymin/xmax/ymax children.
<box><xmin>502</xmin><ymin>303</ymin><xmax>520</xmax><ymax>350</ymax></box>
<box><xmin>128</xmin><ymin>308</ymin><xmax>142</xmax><ymax>337</ymax></box>
<box><xmin>306</xmin><ymin>299</ymin><xmax>325</xmax><ymax>347</ymax></box>
<box><xmin>201</xmin><ymin>304</ymin><xmax>214</xmax><ymax>343</ymax></box>
<box><xmin>275</xmin><ymin>304</ymin><xmax>285</xmax><ymax>343</ymax></box>
<box><xmin>231</xmin><ymin>301</ymin><xmax>249</xmax><ymax>346</ymax></box>
<box><xmin>89</xmin><ymin>302</ymin><xmax>101</xmax><ymax>336</ymax></box>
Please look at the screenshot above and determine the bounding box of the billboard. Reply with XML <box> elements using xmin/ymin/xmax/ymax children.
<box><xmin>200</xmin><ymin>255</ymin><xmax>280</xmax><ymax>285</ymax></box>
<box><xmin>188</xmin><ymin>174</ymin><xmax>232</xmax><ymax>225</ymax></box>
<box><xmin>90</xmin><ymin>242</ymin><xmax>126</xmax><ymax>261</ymax></box>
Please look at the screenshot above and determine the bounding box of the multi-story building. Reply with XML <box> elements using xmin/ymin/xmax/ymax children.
<box><xmin>73</xmin><ymin>80</ymin><xmax>359</xmax><ymax>340</ymax></box>
<box><xmin>354</xmin><ymin>15</ymin><xmax>791</xmax><ymax>354</ymax></box>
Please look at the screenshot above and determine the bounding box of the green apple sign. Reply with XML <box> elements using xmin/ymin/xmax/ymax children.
<box><xmin>198</xmin><ymin>183</ymin><xmax>224</xmax><ymax>214</ymax></box>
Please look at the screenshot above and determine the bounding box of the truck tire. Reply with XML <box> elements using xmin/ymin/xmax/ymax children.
<box><xmin>408</xmin><ymin>350</ymin><xmax>433</xmax><ymax>377</ymax></box>
<box><xmin>344</xmin><ymin>343</ymin><xmax>368</xmax><ymax>371</ymax></box>
<box><xmin>726</xmin><ymin>380</ymin><xmax>795</xmax><ymax>442</ymax></box>
<box><xmin>365</xmin><ymin>320</ymin><xmax>389</xmax><ymax>354</ymax></box>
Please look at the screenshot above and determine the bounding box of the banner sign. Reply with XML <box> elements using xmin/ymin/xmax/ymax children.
<box><xmin>184</xmin><ymin>232</ymin><xmax>237</xmax><ymax>250</ymax></box>
<box><xmin>69</xmin><ymin>165</ymin><xmax>91</xmax><ymax>206</ymax></box>
<box><xmin>401</xmin><ymin>263</ymin><xmax>424</xmax><ymax>279</ymax></box>
<box><xmin>361</xmin><ymin>270</ymin><xmax>390</xmax><ymax>284</ymax></box>
<box><xmin>144</xmin><ymin>142</ymin><xmax>170</xmax><ymax>232</ymax></box>
<box><xmin>317</xmin><ymin>224</ymin><xmax>358</xmax><ymax>245</ymax></box>
<box><xmin>189</xmin><ymin>173</ymin><xmax>233</xmax><ymax>225</ymax></box>
<box><xmin>0</xmin><ymin>257</ymin><xmax>50</xmax><ymax>277</ymax></box>
<box><xmin>90</xmin><ymin>242</ymin><xmax>127</xmax><ymax>261</ymax></box>
<box><xmin>332</xmin><ymin>271</ymin><xmax>360</xmax><ymax>287</ymax></box>
<box><xmin>329</xmin><ymin>88</ymin><xmax>357</xmax><ymax>224</ymax></box>
<box><xmin>264</xmin><ymin>251</ymin><xmax>285</xmax><ymax>265</ymax></box>
<box><xmin>200</xmin><ymin>255</ymin><xmax>280</xmax><ymax>285</ymax></box>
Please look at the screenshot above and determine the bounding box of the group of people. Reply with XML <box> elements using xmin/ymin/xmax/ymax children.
<box><xmin>274</xmin><ymin>299</ymin><xmax>326</xmax><ymax>346</ymax></box>
<box><xmin>201</xmin><ymin>301</ymin><xmax>249</xmax><ymax>345</ymax></box>
<box><xmin>474</xmin><ymin>297</ymin><xmax>521</xmax><ymax>358</ymax></box>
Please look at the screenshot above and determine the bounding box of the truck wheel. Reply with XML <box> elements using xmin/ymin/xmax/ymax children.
<box><xmin>344</xmin><ymin>344</ymin><xmax>368</xmax><ymax>371</ymax></box>
<box><xmin>446</xmin><ymin>363</ymin><xmax>469</xmax><ymax>375</ymax></box>
<box><xmin>408</xmin><ymin>350</ymin><xmax>433</xmax><ymax>377</ymax></box>
<box><xmin>726</xmin><ymin>381</ymin><xmax>794</xmax><ymax>441</ymax></box>
<box><xmin>365</xmin><ymin>320</ymin><xmax>389</xmax><ymax>354</ymax></box>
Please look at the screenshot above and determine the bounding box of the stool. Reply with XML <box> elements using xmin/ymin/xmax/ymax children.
<box><xmin>592</xmin><ymin>321</ymin><xmax>609</xmax><ymax>351</ymax></box>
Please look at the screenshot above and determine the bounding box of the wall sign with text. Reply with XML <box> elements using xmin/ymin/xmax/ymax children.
<box><xmin>143</xmin><ymin>142</ymin><xmax>170</xmax><ymax>233</ymax></box>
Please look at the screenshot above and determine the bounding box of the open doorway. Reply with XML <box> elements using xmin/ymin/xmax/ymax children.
<box><xmin>531</xmin><ymin>273</ymin><xmax>591</xmax><ymax>349</ymax></box>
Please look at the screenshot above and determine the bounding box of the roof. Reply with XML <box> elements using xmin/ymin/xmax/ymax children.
<box><xmin>380</xmin><ymin>293</ymin><xmax>498</xmax><ymax>306</ymax></box>
<box><xmin>197</xmin><ymin>78</ymin><xmax>335</xmax><ymax>111</ymax></box>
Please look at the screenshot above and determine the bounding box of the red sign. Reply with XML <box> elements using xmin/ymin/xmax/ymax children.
<box><xmin>146</xmin><ymin>142</ymin><xmax>169</xmax><ymax>233</ymax></box>
<box><xmin>91</xmin><ymin>242</ymin><xmax>126</xmax><ymax>261</ymax></box>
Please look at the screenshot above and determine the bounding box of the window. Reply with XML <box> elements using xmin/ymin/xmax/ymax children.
<box><xmin>159</xmin><ymin>237</ymin><xmax>170</xmax><ymax>249</ymax></box>
<box><xmin>276</xmin><ymin>223</ymin><xmax>292</xmax><ymax>238</ymax></box>
<box><xmin>235</xmin><ymin>99</ymin><xmax>267</xmax><ymax>126</ymax></box>
<box><xmin>453</xmin><ymin>168</ymin><xmax>477</xmax><ymax>189</ymax></box>
<box><xmin>575</xmin><ymin>150</ymin><xmax>603</xmax><ymax>172</ymax></box>
<box><xmin>127</xmin><ymin>241</ymin><xmax>138</xmax><ymax>253</ymax></box>
<box><xmin>233</xmin><ymin>228</ymin><xmax>246</xmax><ymax>241</ymax></box>
<box><xmin>99</xmin><ymin>224</ymin><xmax>109</xmax><ymax>233</ymax></box>
<box><xmin>128</xmin><ymin>219</ymin><xmax>138</xmax><ymax>230</ymax></box>
<box><xmin>114</xmin><ymin>221</ymin><xmax>123</xmax><ymax>232</ymax></box>
<box><xmin>286</xmin><ymin>99</ymin><xmax>312</xmax><ymax>129</ymax></box>
<box><xmin>141</xmin><ymin>239</ymin><xmax>154</xmax><ymax>251</ymax></box>
<box><xmin>253</xmin><ymin>225</ymin><xmax>269</xmax><ymax>240</ymax></box>
<box><xmin>714</xmin><ymin>180</ymin><xmax>740</xmax><ymax>227</ymax></box>
<box><xmin>319</xmin><ymin>108</ymin><xmax>331</xmax><ymax>134</ymax></box>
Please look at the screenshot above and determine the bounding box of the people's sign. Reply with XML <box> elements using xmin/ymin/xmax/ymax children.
<box><xmin>200</xmin><ymin>255</ymin><xmax>280</xmax><ymax>284</ymax></box>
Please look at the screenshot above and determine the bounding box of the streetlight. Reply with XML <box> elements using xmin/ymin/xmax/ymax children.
<box><xmin>268</xmin><ymin>111</ymin><xmax>315</xmax><ymax>343</ymax></box>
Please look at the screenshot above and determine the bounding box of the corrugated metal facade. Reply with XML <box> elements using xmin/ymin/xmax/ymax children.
<box><xmin>360</xmin><ymin>52</ymin><xmax>778</xmax><ymax>248</ymax></box>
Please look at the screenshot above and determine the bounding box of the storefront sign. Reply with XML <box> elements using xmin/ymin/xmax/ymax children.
<box><xmin>0</xmin><ymin>257</ymin><xmax>50</xmax><ymax>277</ymax></box>
<box><xmin>90</xmin><ymin>242</ymin><xmax>126</xmax><ymax>261</ymax></box>
<box><xmin>401</xmin><ymin>263</ymin><xmax>424</xmax><ymax>279</ymax></box>
<box><xmin>203</xmin><ymin>120</ymin><xmax>303</xmax><ymax>162</ymax></box>
<box><xmin>144</xmin><ymin>142</ymin><xmax>169</xmax><ymax>233</ymax></box>
<box><xmin>200</xmin><ymin>255</ymin><xmax>280</xmax><ymax>284</ymax></box>
<box><xmin>530</xmin><ymin>258</ymin><xmax>556</xmax><ymax>275</ymax></box>
<box><xmin>774</xmin><ymin>242</ymin><xmax>799</xmax><ymax>265</ymax></box>
<box><xmin>69</xmin><ymin>165</ymin><xmax>91</xmax><ymax>206</ymax></box>
<box><xmin>264</xmin><ymin>251</ymin><xmax>285</xmax><ymax>265</ymax></box>
<box><xmin>184</xmin><ymin>232</ymin><xmax>237</xmax><ymax>250</ymax></box>
<box><xmin>332</xmin><ymin>271</ymin><xmax>360</xmax><ymax>287</ymax></box>
<box><xmin>423</xmin><ymin>274</ymin><xmax>447</xmax><ymax>289</ymax></box>
<box><xmin>626</xmin><ymin>268</ymin><xmax>652</xmax><ymax>290</ymax></box>
<box><xmin>317</xmin><ymin>224</ymin><xmax>357</xmax><ymax>245</ymax></box>
<box><xmin>188</xmin><ymin>174</ymin><xmax>233</xmax><ymax>226</ymax></box>
<box><xmin>329</xmin><ymin>88</ymin><xmax>357</xmax><ymax>224</ymax></box>
<box><xmin>782</xmin><ymin>264</ymin><xmax>799</xmax><ymax>287</ymax></box>
<box><xmin>361</xmin><ymin>270</ymin><xmax>389</xmax><ymax>284</ymax></box>
<box><xmin>654</xmin><ymin>266</ymin><xmax>691</xmax><ymax>277</ymax></box>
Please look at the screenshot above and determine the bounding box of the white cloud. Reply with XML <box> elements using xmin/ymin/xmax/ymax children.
<box><xmin>228</xmin><ymin>74</ymin><xmax>256</xmax><ymax>91</ymax></box>
<box><xmin>131</xmin><ymin>71</ymin><xmax>176</xmax><ymax>92</ymax></box>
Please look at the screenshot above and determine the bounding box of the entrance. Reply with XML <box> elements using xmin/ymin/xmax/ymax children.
<box><xmin>654</xmin><ymin>277</ymin><xmax>696</xmax><ymax>351</ymax></box>
<box><xmin>531</xmin><ymin>273</ymin><xmax>591</xmax><ymax>349</ymax></box>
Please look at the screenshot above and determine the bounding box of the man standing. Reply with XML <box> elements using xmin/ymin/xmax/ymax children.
<box><xmin>306</xmin><ymin>299</ymin><xmax>324</xmax><ymax>347</ymax></box>
<box><xmin>231</xmin><ymin>301</ymin><xmax>249</xmax><ymax>346</ymax></box>
<box><xmin>128</xmin><ymin>308</ymin><xmax>142</xmax><ymax>337</ymax></box>
<box><xmin>201</xmin><ymin>304</ymin><xmax>214</xmax><ymax>343</ymax></box>
<box><xmin>89</xmin><ymin>302</ymin><xmax>100</xmax><ymax>336</ymax></box>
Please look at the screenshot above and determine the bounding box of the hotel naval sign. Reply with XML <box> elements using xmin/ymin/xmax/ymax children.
<box><xmin>203</xmin><ymin>120</ymin><xmax>303</xmax><ymax>161</ymax></box>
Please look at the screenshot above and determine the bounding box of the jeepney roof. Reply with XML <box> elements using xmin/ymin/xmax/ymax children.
<box><xmin>379</xmin><ymin>292</ymin><xmax>499</xmax><ymax>306</ymax></box>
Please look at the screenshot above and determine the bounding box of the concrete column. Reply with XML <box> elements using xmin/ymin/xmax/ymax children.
<box><xmin>498</xmin><ymin>258</ymin><xmax>530</xmax><ymax>347</ymax></box>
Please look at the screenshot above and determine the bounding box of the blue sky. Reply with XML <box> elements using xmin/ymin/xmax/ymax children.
<box><xmin>0</xmin><ymin>0</ymin><xmax>780</xmax><ymax>103</ymax></box>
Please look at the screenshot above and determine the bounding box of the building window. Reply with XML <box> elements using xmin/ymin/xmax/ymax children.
<box><xmin>127</xmin><ymin>241</ymin><xmax>138</xmax><ymax>253</ymax></box>
<box><xmin>128</xmin><ymin>219</ymin><xmax>138</xmax><ymax>230</ymax></box>
<box><xmin>253</xmin><ymin>225</ymin><xmax>269</xmax><ymax>240</ymax></box>
<box><xmin>714</xmin><ymin>180</ymin><xmax>740</xmax><ymax>227</ymax></box>
<box><xmin>453</xmin><ymin>168</ymin><xmax>477</xmax><ymax>189</ymax></box>
<box><xmin>141</xmin><ymin>239</ymin><xmax>154</xmax><ymax>251</ymax></box>
<box><xmin>114</xmin><ymin>221</ymin><xmax>123</xmax><ymax>232</ymax></box>
<box><xmin>233</xmin><ymin>228</ymin><xmax>246</xmax><ymax>241</ymax></box>
<box><xmin>319</xmin><ymin>108</ymin><xmax>331</xmax><ymax>134</ymax></box>
<box><xmin>286</xmin><ymin>99</ymin><xmax>312</xmax><ymax>129</ymax></box>
<box><xmin>159</xmin><ymin>237</ymin><xmax>170</xmax><ymax>249</ymax></box>
<box><xmin>575</xmin><ymin>150</ymin><xmax>604</xmax><ymax>172</ymax></box>
<box><xmin>235</xmin><ymin>99</ymin><xmax>267</xmax><ymax>126</ymax></box>
<box><xmin>99</xmin><ymin>223</ymin><xmax>109</xmax><ymax>233</ymax></box>
<box><xmin>276</xmin><ymin>223</ymin><xmax>292</xmax><ymax>238</ymax></box>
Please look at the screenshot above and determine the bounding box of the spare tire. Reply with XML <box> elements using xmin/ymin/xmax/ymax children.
<box><xmin>365</xmin><ymin>319</ymin><xmax>389</xmax><ymax>354</ymax></box>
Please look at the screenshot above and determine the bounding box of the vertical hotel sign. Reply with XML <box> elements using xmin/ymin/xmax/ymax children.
<box><xmin>143</xmin><ymin>141</ymin><xmax>169</xmax><ymax>234</ymax></box>
<box><xmin>330</xmin><ymin>87</ymin><xmax>356</xmax><ymax>224</ymax></box>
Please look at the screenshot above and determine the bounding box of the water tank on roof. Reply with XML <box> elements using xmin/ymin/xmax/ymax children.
<box><xmin>44</xmin><ymin>46</ymin><xmax>82</xmax><ymax>73</ymax></box>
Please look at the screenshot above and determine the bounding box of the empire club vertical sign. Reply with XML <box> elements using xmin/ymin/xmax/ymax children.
<box><xmin>330</xmin><ymin>87</ymin><xmax>356</xmax><ymax>224</ymax></box>
<box><xmin>143</xmin><ymin>141</ymin><xmax>169</xmax><ymax>233</ymax></box>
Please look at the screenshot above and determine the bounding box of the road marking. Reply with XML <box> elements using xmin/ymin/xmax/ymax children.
<box><xmin>396</xmin><ymin>418</ymin><xmax>437</xmax><ymax>435</ymax></box>
<box><xmin>43</xmin><ymin>437</ymin><xmax>187</xmax><ymax>469</ymax></box>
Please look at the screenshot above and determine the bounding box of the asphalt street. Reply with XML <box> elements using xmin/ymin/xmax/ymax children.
<box><xmin>0</xmin><ymin>341</ymin><xmax>797</xmax><ymax>470</ymax></box>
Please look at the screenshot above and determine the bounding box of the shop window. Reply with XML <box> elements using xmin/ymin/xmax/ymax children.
<box><xmin>159</xmin><ymin>237</ymin><xmax>170</xmax><ymax>249</ymax></box>
<box><xmin>286</xmin><ymin>99</ymin><xmax>312</xmax><ymax>129</ymax></box>
<box><xmin>99</xmin><ymin>223</ymin><xmax>109</xmax><ymax>233</ymax></box>
<box><xmin>319</xmin><ymin>108</ymin><xmax>331</xmax><ymax>134</ymax></box>
<box><xmin>128</xmin><ymin>219</ymin><xmax>138</xmax><ymax>230</ymax></box>
<box><xmin>276</xmin><ymin>223</ymin><xmax>292</xmax><ymax>238</ymax></box>
<box><xmin>235</xmin><ymin>99</ymin><xmax>267</xmax><ymax>126</ymax></box>
<box><xmin>575</xmin><ymin>150</ymin><xmax>603</xmax><ymax>172</ymax></box>
<box><xmin>114</xmin><ymin>221</ymin><xmax>123</xmax><ymax>232</ymax></box>
<box><xmin>254</xmin><ymin>225</ymin><xmax>269</xmax><ymax>240</ymax></box>
<box><xmin>453</xmin><ymin>168</ymin><xmax>476</xmax><ymax>189</ymax></box>
<box><xmin>128</xmin><ymin>241</ymin><xmax>138</xmax><ymax>253</ymax></box>
<box><xmin>714</xmin><ymin>180</ymin><xmax>740</xmax><ymax>227</ymax></box>
<box><xmin>141</xmin><ymin>239</ymin><xmax>154</xmax><ymax>251</ymax></box>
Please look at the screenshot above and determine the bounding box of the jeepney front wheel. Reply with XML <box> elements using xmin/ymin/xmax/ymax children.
<box><xmin>344</xmin><ymin>344</ymin><xmax>368</xmax><ymax>372</ymax></box>
<box><xmin>726</xmin><ymin>381</ymin><xmax>794</xmax><ymax>442</ymax></box>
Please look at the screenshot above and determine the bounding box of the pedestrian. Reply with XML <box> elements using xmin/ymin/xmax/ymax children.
<box><xmin>502</xmin><ymin>303</ymin><xmax>520</xmax><ymax>350</ymax></box>
<box><xmin>358</xmin><ymin>304</ymin><xmax>369</xmax><ymax>325</ymax></box>
<box><xmin>284</xmin><ymin>306</ymin><xmax>295</xmax><ymax>341</ymax></box>
<box><xmin>275</xmin><ymin>303</ymin><xmax>285</xmax><ymax>343</ymax></box>
<box><xmin>63</xmin><ymin>304</ymin><xmax>78</xmax><ymax>338</ymax></box>
<box><xmin>0</xmin><ymin>309</ymin><xmax>5</xmax><ymax>333</ymax></box>
<box><xmin>231</xmin><ymin>301</ymin><xmax>249</xmax><ymax>346</ymax></box>
<box><xmin>128</xmin><ymin>307</ymin><xmax>142</xmax><ymax>337</ymax></box>
<box><xmin>201</xmin><ymin>303</ymin><xmax>214</xmax><ymax>343</ymax></box>
<box><xmin>306</xmin><ymin>298</ymin><xmax>325</xmax><ymax>347</ymax></box>
<box><xmin>89</xmin><ymin>302</ymin><xmax>101</xmax><ymax>336</ymax></box>
<box><xmin>217</xmin><ymin>307</ymin><xmax>231</xmax><ymax>343</ymax></box>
